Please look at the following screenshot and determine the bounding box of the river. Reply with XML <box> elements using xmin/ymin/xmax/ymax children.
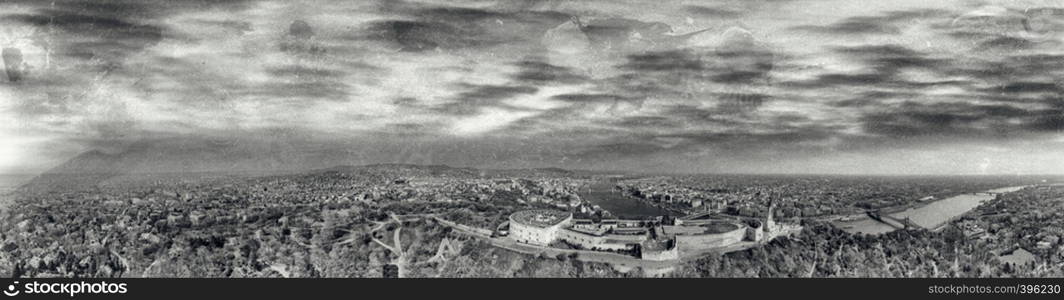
<box><xmin>580</xmin><ymin>181</ymin><xmax>674</xmax><ymax>219</ymax></box>
<box><xmin>834</xmin><ymin>185</ymin><xmax>1030</xmax><ymax>235</ymax></box>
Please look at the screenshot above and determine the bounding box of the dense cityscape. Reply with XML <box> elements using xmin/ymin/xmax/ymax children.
<box><xmin>1</xmin><ymin>164</ymin><xmax>1060</xmax><ymax>278</ymax></box>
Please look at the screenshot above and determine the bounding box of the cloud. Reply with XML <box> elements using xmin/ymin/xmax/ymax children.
<box><xmin>833</xmin><ymin>45</ymin><xmax>944</xmax><ymax>70</ymax></box>
<box><xmin>508</xmin><ymin>59</ymin><xmax>588</xmax><ymax>84</ymax></box>
<box><xmin>791</xmin><ymin>17</ymin><xmax>902</xmax><ymax>35</ymax></box>
<box><xmin>362</xmin><ymin>20</ymin><xmax>486</xmax><ymax>52</ymax></box>
<box><xmin>685</xmin><ymin>6</ymin><xmax>745</xmax><ymax>18</ymax></box>
<box><xmin>860</xmin><ymin>101</ymin><xmax>1064</xmax><ymax>138</ymax></box>
<box><xmin>576</xmin><ymin>142</ymin><xmax>669</xmax><ymax>158</ymax></box>
<box><xmin>2</xmin><ymin>0</ymin><xmax>251</xmax><ymax>63</ymax></box>
<box><xmin>550</xmin><ymin>93</ymin><xmax>630</xmax><ymax>103</ymax></box>
<box><xmin>789</xmin><ymin>8</ymin><xmax>951</xmax><ymax>36</ymax></box>
<box><xmin>986</xmin><ymin>81</ymin><xmax>1062</xmax><ymax>95</ymax></box>
<box><xmin>358</xmin><ymin>3</ymin><xmax>570</xmax><ymax>52</ymax></box>
<box><xmin>449</xmin><ymin>107</ymin><xmax>536</xmax><ymax>136</ymax></box>
<box><xmin>831</xmin><ymin>91</ymin><xmax>918</xmax><ymax>107</ymax></box>
<box><xmin>265</xmin><ymin>64</ymin><xmax>346</xmax><ymax>78</ymax></box>
<box><xmin>3</xmin><ymin>0</ymin><xmax>1064</xmax><ymax>175</ymax></box>
<box><xmin>433</xmin><ymin>84</ymin><xmax>539</xmax><ymax>115</ymax></box>
<box><xmin>779</xmin><ymin>44</ymin><xmax>968</xmax><ymax>91</ymax></box>
<box><xmin>977</xmin><ymin>36</ymin><xmax>1038</xmax><ymax>50</ymax></box>
<box><xmin>619</xmin><ymin>50</ymin><xmax>705</xmax><ymax>72</ymax></box>
<box><xmin>710</xmin><ymin>70</ymin><xmax>769</xmax><ymax>84</ymax></box>
<box><xmin>612</xmin><ymin>115</ymin><xmax>681</xmax><ymax>129</ymax></box>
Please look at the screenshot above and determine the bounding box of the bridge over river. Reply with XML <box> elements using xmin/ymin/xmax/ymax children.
<box><xmin>865</xmin><ymin>210</ymin><xmax>920</xmax><ymax>230</ymax></box>
<box><xmin>835</xmin><ymin>185</ymin><xmax>1030</xmax><ymax>235</ymax></box>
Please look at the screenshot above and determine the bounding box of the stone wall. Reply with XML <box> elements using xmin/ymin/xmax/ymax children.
<box><xmin>641</xmin><ymin>246</ymin><xmax>679</xmax><ymax>261</ymax></box>
<box><xmin>674</xmin><ymin>226</ymin><xmax>746</xmax><ymax>253</ymax></box>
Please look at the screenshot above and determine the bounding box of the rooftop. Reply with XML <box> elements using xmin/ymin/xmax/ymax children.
<box><xmin>999</xmin><ymin>248</ymin><xmax>1037</xmax><ymax>266</ymax></box>
<box><xmin>510</xmin><ymin>209</ymin><xmax>572</xmax><ymax>228</ymax></box>
<box><xmin>567</xmin><ymin>226</ymin><xmax>608</xmax><ymax>236</ymax></box>
<box><xmin>641</xmin><ymin>237</ymin><xmax>673</xmax><ymax>251</ymax></box>
<box><xmin>704</xmin><ymin>222</ymin><xmax>741</xmax><ymax>234</ymax></box>
<box><xmin>662</xmin><ymin>222</ymin><xmax>741</xmax><ymax>236</ymax></box>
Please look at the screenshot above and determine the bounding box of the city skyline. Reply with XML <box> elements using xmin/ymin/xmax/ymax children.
<box><xmin>2</xmin><ymin>0</ymin><xmax>1063</xmax><ymax>175</ymax></box>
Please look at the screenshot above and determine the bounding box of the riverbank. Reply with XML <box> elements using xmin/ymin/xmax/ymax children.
<box><xmin>832</xmin><ymin>185</ymin><xmax>1032</xmax><ymax>235</ymax></box>
<box><xmin>580</xmin><ymin>181</ymin><xmax>679</xmax><ymax>219</ymax></box>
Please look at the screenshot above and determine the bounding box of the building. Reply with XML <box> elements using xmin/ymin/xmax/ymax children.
<box><xmin>509</xmin><ymin>210</ymin><xmax>646</xmax><ymax>250</ymax></box>
<box><xmin>558</xmin><ymin>227</ymin><xmax>606</xmax><ymax>248</ymax></box>
<box><xmin>503</xmin><ymin>205</ymin><xmax>797</xmax><ymax>261</ymax></box>
<box><xmin>662</xmin><ymin>221</ymin><xmax>747</xmax><ymax>253</ymax></box>
<box><xmin>745</xmin><ymin>219</ymin><xmax>763</xmax><ymax>242</ymax></box>
<box><xmin>764</xmin><ymin>200</ymin><xmax>776</xmax><ymax>233</ymax></box>
<box><xmin>557</xmin><ymin>228</ymin><xmax>634</xmax><ymax>251</ymax></box>
<box><xmin>508</xmin><ymin>210</ymin><xmax>573</xmax><ymax>246</ymax></box>
<box><xmin>640</xmin><ymin>237</ymin><xmax>679</xmax><ymax>261</ymax></box>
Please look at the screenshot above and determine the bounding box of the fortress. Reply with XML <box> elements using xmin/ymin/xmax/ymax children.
<box><xmin>506</xmin><ymin>201</ymin><xmax>793</xmax><ymax>260</ymax></box>
<box><xmin>508</xmin><ymin>209</ymin><xmax>573</xmax><ymax>246</ymax></box>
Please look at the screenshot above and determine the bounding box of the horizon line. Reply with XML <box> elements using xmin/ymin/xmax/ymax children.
<box><xmin>4</xmin><ymin>162</ymin><xmax>1064</xmax><ymax>178</ymax></box>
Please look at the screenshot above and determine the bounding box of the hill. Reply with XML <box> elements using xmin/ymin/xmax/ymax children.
<box><xmin>18</xmin><ymin>137</ymin><xmax>589</xmax><ymax>192</ymax></box>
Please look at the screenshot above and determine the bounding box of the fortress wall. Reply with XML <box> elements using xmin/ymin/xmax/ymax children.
<box><xmin>674</xmin><ymin>226</ymin><xmax>746</xmax><ymax>252</ymax></box>
<box><xmin>558</xmin><ymin>228</ymin><xmax>606</xmax><ymax>249</ymax></box>
<box><xmin>641</xmin><ymin>247</ymin><xmax>679</xmax><ymax>261</ymax></box>
<box><xmin>509</xmin><ymin>214</ymin><xmax>572</xmax><ymax>246</ymax></box>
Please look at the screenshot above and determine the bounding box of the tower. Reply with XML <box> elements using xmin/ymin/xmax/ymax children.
<box><xmin>764</xmin><ymin>199</ymin><xmax>775</xmax><ymax>233</ymax></box>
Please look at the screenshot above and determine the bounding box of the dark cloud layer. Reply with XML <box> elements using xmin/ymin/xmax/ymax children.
<box><xmin>4</xmin><ymin>0</ymin><xmax>249</xmax><ymax>63</ymax></box>
<box><xmin>362</xmin><ymin>3</ymin><xmax>570</xmax><ymax>52</ymax></box>
<box><xmin>433</xmin><ymin>84</ymin><xmax>539</xmax><ymax>116</ymax></box>
<box><xmin>509</xmin><ymin>59</ymin><xmax>588</xmax><ymax>84</ymax></box>
<box><xmin>3</xmin><ymin>0</ymin><xmax>1063</xmax><ymax>175</ymax></box>
<box><xmin>792</xmin><ymin>17</ymin><xmax>902</xmax><ymax>35</ymax></box>
<box><xmin>685</xmin><ymin>6</ymin><xmax>746</xmax><ymax>18</ymax></box>
<box><xmin>861</xmin><ymin>101</ymin><xmax>1064</xmax><ymax>138</ymax></box>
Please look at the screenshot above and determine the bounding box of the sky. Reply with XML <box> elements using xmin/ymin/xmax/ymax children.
<box><xmin>1</xmin><ymin>0</ymin><xmax>1063</xmax><ymax>175</ymax></box>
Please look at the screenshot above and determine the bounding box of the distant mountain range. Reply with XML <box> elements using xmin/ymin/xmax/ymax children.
<box><xmin>18</xmin><ymin>137</ymin><xmax>595</xmax><ymax>193</ymax></box>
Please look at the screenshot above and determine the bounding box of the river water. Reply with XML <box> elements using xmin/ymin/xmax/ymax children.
<box><xmin>835</xmin><ymin>185</ymin><xmax>1029</xmax><ymax>235</ymax></box>
<box><xmin>580</xmin><ymin>181</ymin><xmax>674</xmax><ymax>218</ymax></box>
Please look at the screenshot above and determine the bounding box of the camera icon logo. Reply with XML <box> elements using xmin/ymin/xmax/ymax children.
<box><xmin>3</xmin><ymin>281</ymin><xmax>18</xmax><ymax>297</ymax></box>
